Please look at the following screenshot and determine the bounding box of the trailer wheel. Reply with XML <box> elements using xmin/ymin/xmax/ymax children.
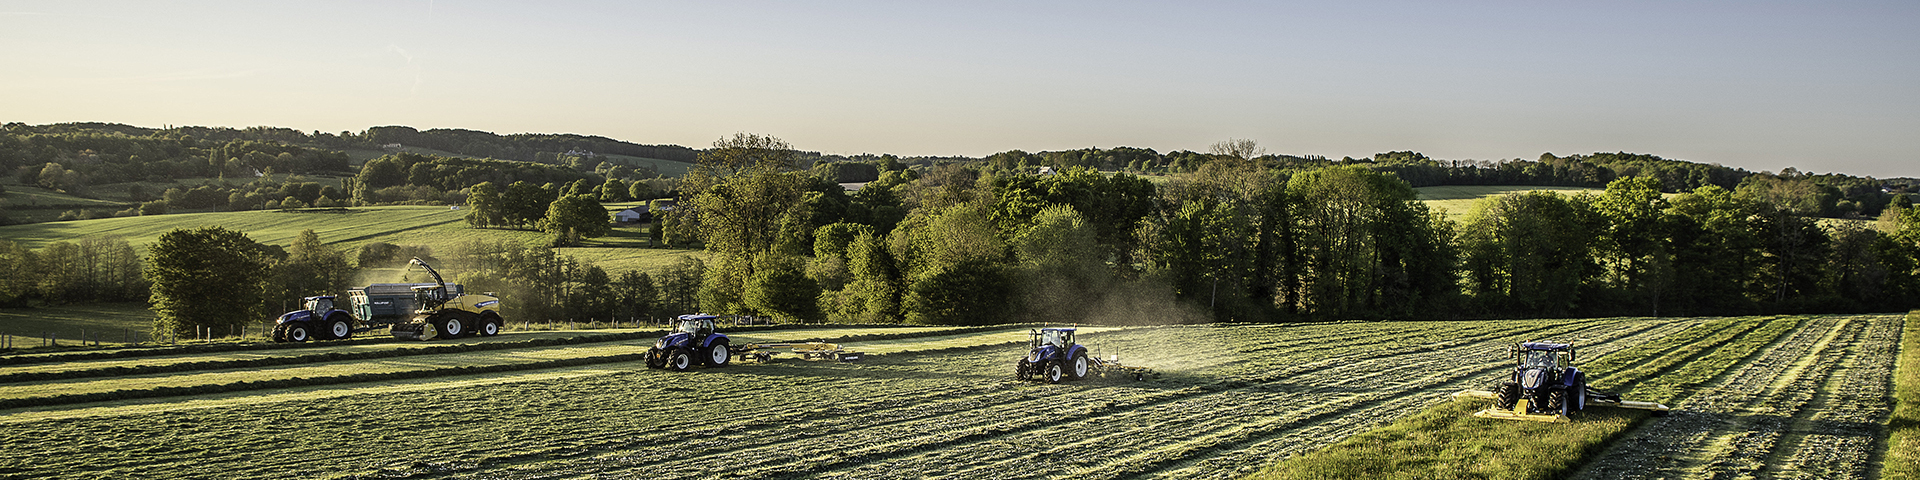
<box><xmin>665</xmin><ymin>348</ymin><xmax>693</xmax><ymax>372</ymax></box>
<box><xmin>1069</xmin><ymin>353</ymin><xmax>1090</xmax><ymax>380</ymax></box>
<box><xmin>1494</xmin><ymin>382</ymin><xmax>1519</xmax><ymax>410</ymax></box>
<box><xmin>706</xmin><ymin>340</ymin><xmax>731</xmax><ymax>366</ymax></box>
<box><xmin>286</xmin><ymin>323</ymin><xmax>312</xmax><ymax>342</ymax></box>
<box><xmin>1044</xmin><ymin>361</ymin><xmax>1065</xmax><ymax>384</ymax></box>
<box><xmin>327</xmin><ymin>316</ymin><xmax>353</xmax><ymax>340</ymax></box>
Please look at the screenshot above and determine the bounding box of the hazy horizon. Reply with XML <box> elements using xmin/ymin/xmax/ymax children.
<box><xmin>4</xmin><ymin>1</ymin><xmax>1915</xmax><ymax>178</ymax></box>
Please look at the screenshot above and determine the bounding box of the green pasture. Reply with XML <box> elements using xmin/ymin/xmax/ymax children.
<box><xmin>603</xmin><ymin>153</ymin><xmax>693</xmax><ymax>177</ymax></box>
<box><xmin>0</xmin><ymin>303</ymin><xmax>155</xmax><ymax>346</ymax></box>
<box><xmin>1</xmin><ymin>185</ymin><xmax>127</xmax><ymax>208</ymax></box>
<box><xmin>1</xmin><ymin>204</ymin><xmax>705</xmax><ymax>275</ymax></box>
<box><xmin>1415</xmin><ymin>185</ymin><xmax>1600</xmax><ymax>221</ymax></box>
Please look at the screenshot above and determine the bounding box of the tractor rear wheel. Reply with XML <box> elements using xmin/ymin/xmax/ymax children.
<box><xmin>327</xmin><ymin>317</ymin><xmax>353</xmax><ymax>340</ymax></box>
<box><xmin>665</xmin><ymin>348</ymin><xmax>694</xmax><ymax>372</ymax></box>
<box><xmin>1570</xmin><ymin>379</ymin><xmax>1587</xmax><ymax>412</ymax></box>
<box><xmin>1044</xmin><ymin>361</ymin><xmax>1065</xmax><ymax>384</ymax></box>
<box><xmin>286</xmin><ymin>323</ymin><xmax>312</xmax><ymax>342</ymax></box>
<box><xmin>706</xmin><ymin>341</ymin><xmax>731</xmax><ymax>366</ymax></box>
<box><xmin>1070</xmin><ymin>353</ymin><xmax>1090</xmax><ymax>380</ymax></box>
<box><xmin>1494</xmin><ymin>382</ymin><xmax>1520</xmax><ymax>410</ymax></box>
<box><xmin>479</xmin><ymin>315</ymin><xmax>501</xmax><ymax>337</ymax></box>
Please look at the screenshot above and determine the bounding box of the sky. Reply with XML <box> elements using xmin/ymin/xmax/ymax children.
<box><xmin>3</xmin><ymin>1</ymin><xmax>1915</xmax><ymax>177</ymax></box>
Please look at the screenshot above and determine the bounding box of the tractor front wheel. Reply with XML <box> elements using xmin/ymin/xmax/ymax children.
<box><xmin>1547</xmin><ymin>389</ymin><xmax>1568</xmax><ymax>415</ymax></box>
<box><xmin>665</xmin><ymin>348</ymin><xmax>694</xmax><ymax>372</ymax></box>
<box><xmin>286</xmin><ymin>323</ymin><xmax>312</xmax><ymax>342</ymax></box>
<box><xmin>271</xmin><ymin>323</ymin><xmax>289</xmax><ymax>342</ymax></box>
<box><xmin>1494</xmin><ymin>382</ymin><xmax>1520</xmax><ymax>410</ymax></box>
<box><xmin>327</xmin><ymin>317</ymin><xmax>353</xmax><ymax>340</ymax></box>
<box><xmin>1044</xmin><ymin>361</ymin><xmax>1065</xmax><ymax>384</ymax></box>
<box><xmin>644</xmin><ymin>347</ymin><xmax>666</xmax><ymax>369</ymax></box>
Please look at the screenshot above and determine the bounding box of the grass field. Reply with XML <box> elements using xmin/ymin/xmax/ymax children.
<box><xmin>1414</xmin><ymin>185</ymin><xmax>1600</xmax><ymax>221</ymax></box>
<box><xmin>0</xmin><ymin>303</ymin><xmax>158</xmax><ymax>346</ymax></box>
<box><xmin>0</xmin><ymin>316</ymin><xmax>1743</xmax><ymax>479</ymax></box>
<box><xmin>0</xmin><ymin>205</ymin><xmax>708</xmax><ymax>276</ymax></box>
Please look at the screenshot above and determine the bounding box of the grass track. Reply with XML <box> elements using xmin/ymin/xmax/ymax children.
<box><xmin>1885</xmin><ymin>310</ymin><xmax>1920</xmax><ymax>479</ymax></box>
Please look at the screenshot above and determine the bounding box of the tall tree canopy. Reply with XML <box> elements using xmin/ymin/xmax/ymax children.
<box><xmin>146</xmin><ymin>227</ymin><xmax>272</xmax><ymax>338</ymax></box>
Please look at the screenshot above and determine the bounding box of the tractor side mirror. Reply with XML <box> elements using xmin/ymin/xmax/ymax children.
<box><xmin>1568</xmin><ymin>349</ymin><xmax>1576</xmax><ymax>363</ymax></box>
<box><xmin>1507</xmin><ymin>344</ymin><xmax>1519</xmax><ymax>360</ymax></box>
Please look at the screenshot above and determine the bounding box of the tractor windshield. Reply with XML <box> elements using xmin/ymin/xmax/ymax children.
<box><xmin>679</xmin><ymin>319</ymin><xmax>714</xmax><ymax>336</ymax></box>
<box><xmin>1522</xmin><ymin>350</ymin><xmax>1558</xmax><ymax>369</ymax></box>
<box><xmin>308</xmin><ymin>297</ymin><xmax>333</xmax><ymax>312</ymax></box>
<box><xmin>1042</xmin><ymin>330</ymin><xmax>1065</xmax><ymax>347</ymax></box>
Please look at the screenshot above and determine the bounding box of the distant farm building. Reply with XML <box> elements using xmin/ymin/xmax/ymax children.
<box><xmin>615</xmin><ymin>206</ymin><xmax>648</xmax><ymax>223</ymax></box>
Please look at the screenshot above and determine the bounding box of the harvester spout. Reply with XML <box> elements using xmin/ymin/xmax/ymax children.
<box><xmin>408</xmin><ymin>258</ymin><xmax>449</xmax><ymax>295</ymax></box>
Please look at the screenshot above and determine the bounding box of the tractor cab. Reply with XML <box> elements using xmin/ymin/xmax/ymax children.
<box><xmin>305</xmin><ymin>296</ymin><xmax>337</xmax><ymax>314</ymax></box>
<box><xmin>1031</xmin><ymin>328</ymin><xmax>1076</xmax><ymax>350</ymax></box>
<box><xmin>1516</xmin><ymin>342</ymin><xmax>1575</xmax><ymax>368</ymax></box>
<box><xmin>677</xmin><ymin>316</ymin><xmax>717</xmax><ymax>339</ymax></box>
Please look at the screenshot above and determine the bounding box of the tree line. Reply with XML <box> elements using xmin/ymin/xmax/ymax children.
<box><xmin>668</xmin><ymin>136</ymin><xmax>1920</xmax><ymax>325</ymax></box>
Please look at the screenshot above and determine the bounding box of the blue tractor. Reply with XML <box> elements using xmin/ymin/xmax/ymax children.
<box><xmin>645</xmin><ymin>314</ymin><xmax>734</xmax><ymax>371</ymax></box>
<box><xmin>1015</xmin><ymin>328</ymin><xmax>1093</xmax><ymax>383</ymax></box>
<box><xmin>272</xmin><ymin>296</ymin><xmax>357</xmax><ymax>342</ymax></box>
<box><xmin>1492</xmin><ymin>342</ymin><xmax>1588</xmax><ymax>417</ymax></box>
<box><xmin>1453</xmin><ymin>341</ymin><xmax>1670</xmax><ymax>422</ymax></box>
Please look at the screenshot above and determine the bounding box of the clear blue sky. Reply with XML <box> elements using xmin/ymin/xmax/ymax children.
<box><xmin>4</xmin><ymin>1</ymin><xmax>1915</xmax><ymax>177</ymax></box>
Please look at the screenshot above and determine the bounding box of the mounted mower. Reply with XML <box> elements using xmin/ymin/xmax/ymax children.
<box><xmin>645</xmin><ymin>314</ymin><xmax>864</xmax><ymax>372</ymax></box>
<box><xmin>1014</xmin><ymin>327</ymin><xmax>1153</xmax><ymax>383</ymax></box>
<box><xmin>1451</xmin><ymin>341</ymin><xmax>1669</xmax><ymax>422</ymax></box>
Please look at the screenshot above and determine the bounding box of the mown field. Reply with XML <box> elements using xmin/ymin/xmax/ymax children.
<box><xmin>0</xmin><ymin>315</ymin><xmax>1903</xmax><ymax>480</ymax></box>
<box><xmin>0</xmin><ymin>315</ymin><xmax>1888</xmax><ymax>479</ymax></box>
